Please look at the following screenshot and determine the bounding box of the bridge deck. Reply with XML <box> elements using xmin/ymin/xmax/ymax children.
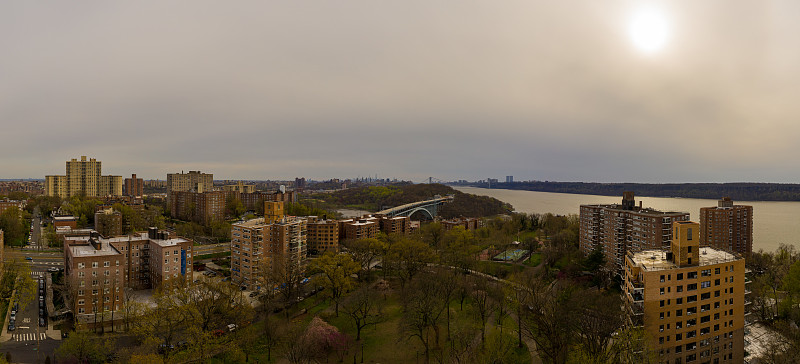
<box><xmin>375</xmin><ymin>195</ymin><xmax>454</xmax><ymax>216</ymax></box>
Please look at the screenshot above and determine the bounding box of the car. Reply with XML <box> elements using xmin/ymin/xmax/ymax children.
<box><xmin>227</xmin><ymin>324</ymin><xmax>238</xmax><ymax>332</ymax></box>
<box><xmin>9</xmin><ymin>312</ymin><xmax>15</xmax><ymax>321</ymax></box>
<box><xmin>13</xmin><ymin>302</ymin><xmax>18</xmax><ymax>312</ymax></box>
<box><xmin>39</xmin><ymin>317</ymin><xmax>46</xmax><ymax>327</ymax></box>
<box><xmin>240</xmin><ymin>286</ymin><xmax>247</xmax><ymax>291</ymax></box>
<box><xmin>157</xmin><ymin>344</ymin><xmax>175</xmax><ymax>354</ymax></box>
<box><xmin>7</xmin><ymin>323</ymin><xmax>15</xmax><ymax>331</ymax></box>
<box><xmin>61</xmin><ymin>332</ymin><xmax>69</xmax><ymax>339</ymax></box>
<box><xmin>25</xmin><ymin>257</ymin><xmax>33</xmax><ymax>261</ymax></box>
<box><xmin>249</xmin><ymin>291</ymin><xmax>259</xmax><ymax>297</ymax></box>
<box><xmin>39</xmin><ymin>308</ymin><xmax>46</xmax><ymax>317</ymax></box>
<box><xmin>47</xmin><ymin>267</ymin><xmax>59</xmax><ymax>273</ymax></box>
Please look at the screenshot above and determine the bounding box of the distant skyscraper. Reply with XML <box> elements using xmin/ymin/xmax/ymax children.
<box><xmin>166</xmin><ymin>171</ymin><xmax>213</xmax><ymax>208</ymax></box>
<box><xmin>123</xmin><ymin>174</ymin><xmax>144</xmax><ymax>197</ymax></box>
<box><xmin>506</xmin><ymin>176</ymin><xmax>513</xmax><ymax>183</ymax></box>
<box><xmin>700</xmin><ymin>197</ymin><xmax>753</xmax><ymax>256</ymax></box>
<box><xmin>45</xmin><ymin>156</ymin><xmax>122</xmax><ymax>198</ymax></box>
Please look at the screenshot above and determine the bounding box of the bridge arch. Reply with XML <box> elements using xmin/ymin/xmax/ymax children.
<box><xmin>405</xmin><ymin>207</ymin><xmax>434</xmax><ymax>220</ymax></box>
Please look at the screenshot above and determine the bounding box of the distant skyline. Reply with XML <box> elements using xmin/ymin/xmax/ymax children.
<box><xmin>3</xmin><ymin>1</ymin><xmax>800</xmax><ymax>183</ymax></box>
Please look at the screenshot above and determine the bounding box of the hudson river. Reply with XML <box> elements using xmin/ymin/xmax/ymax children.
<box><xmin>454</xmin><ymin>186</ymin><xmax>800</xmax><ymax>253</ymax></box>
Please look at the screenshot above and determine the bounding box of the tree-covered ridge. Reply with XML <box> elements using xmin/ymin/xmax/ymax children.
<box><xmin>316</xmin><ymin>184</ymin><xmax>512</xmax><ymax>218</ymax></box>
<box><xmin>472</xmin><ymin>181</ymin><xmax>800</xmax><ymax>201</ymax></box>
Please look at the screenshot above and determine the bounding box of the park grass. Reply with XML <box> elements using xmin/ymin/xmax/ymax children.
<box><xmin>210</xmin><ymin>279</ymin><xmax>533</xmax><ymax>363</ymax></box>
<box><xmin>526</xmin><ymin>252</ymin><xmax>542</xmax><ymax>267</ymax></box>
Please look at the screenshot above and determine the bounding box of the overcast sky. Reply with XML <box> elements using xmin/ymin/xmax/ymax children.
<box><xmin>2</xmin><ymin>1</ymin><xmax>799</xmax><ymax>183</ymax></box>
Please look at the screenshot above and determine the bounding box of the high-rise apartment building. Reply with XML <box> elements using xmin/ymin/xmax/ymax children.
<box><xmin>223</xmin><ymin>181</ymin><xmax>256</xmax><ymax>194</ymax></box>
<box><xmin>0</xmin><ymin>230</ymin><xmax>4</xmax><ymax>273</ymax></box>
<box><xmin>231</xmin><ymin>201</ymin><xmax>308</xmax><ymax>290</ymax></box>
<box><xmin>45</xmin><ymin>156</ymin><xmax>123</xmax><ymax>198</ymax></box>
<box><xmin>0</xmin><ymin>199</ymin><xmax>26</xmax><ymax>216</ymax></box>
<box><xmin>506</xmin><ymin>176</ymin><xmax>513</xmax><ymax>183</ymax></box>
<box><xmin>623</xmin><ymin>221</ymin><xmax>745</xmax><ymax>363</ymax></box>
<box><xmin>123</xmin><ymin>174</ymin><xmax>144</xmax><ymax>197</ymax></box>
<box><xmin>169</xmin><ymin>191</ymin><xmax>225</xmax><ymax>224</ymax></box>
<box><xmin>166</xmin><ymin>171</ymin><xmax>213</xmax><ymax>208</ymax></box>
<box><xmin>580</xmin><ymin>192</ymin><xmax>690</xmax><ymax>269</ymax></box>
<box><xmin>700</xmin><ymin>198</ymin><xmax>753</xmax><ymax>256</ymax></box>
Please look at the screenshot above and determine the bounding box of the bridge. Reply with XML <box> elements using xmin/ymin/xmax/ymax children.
<box><xmin>376</xmin><ymin>195</ymin><xmax>455</xmax><ymax>219</ymax></box>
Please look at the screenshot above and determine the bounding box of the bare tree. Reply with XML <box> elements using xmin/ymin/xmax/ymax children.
<box><xmin>342</xmin><ymin>285</ymin><xmax>383</xmax><ymax>341</ymax></box>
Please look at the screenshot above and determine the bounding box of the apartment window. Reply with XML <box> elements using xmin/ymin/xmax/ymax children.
<box><xmin>715</xmin><ymin>279</ymin><xmax>720</xmax><ymax>286</ymax></box>
<box><xmin>92</xmin><ymin>289</ymin><xmax>98</xmax><ymax>295</ymax></box>
<box><xmin>78</xmin><ymin>299</ymin><xmax>85</xmax><ymax>305</ymax></box>
<box><xmin>701</xmin><ymin>269</ymin><xmax>711</xmax><ymax>277</ymax></box>
<box><xmin>687</xmin><ymin>307</ymin><xmax>697</xmax><ymax>315</ymax></box>
<box><xmin>78</xmin><ymin>272</ymin><xmax>85</xmax><ymax>278</ymax></box>
<box><xmin>92</xmin><ymin>262</ymin><xmax>98</xmax><ymax>268</ymax></box>
<box><xmin>165</xmin><ymin>251</ymin><xmax>170</xmax><ymax>256</ymax></box>
<box><xmin>687</xmin><ymin>330</ymin><xmax>697</xmax><ymax>339</ymax></box>
<box><xmin>78</xmin><ymin>263</ymin><xmax>85</xmax><ymax>269</ymax></box>
<box><xmin>701</xmin><ymin>281</ymin><xmax>711</xmax><ymax>288</ymax></box>
<box><xmin>676</xmin><ymin>309</ymin><xmax>683</xmax><ymax>317</ymax></box>
<box><xmin>677</xmin><ymin>273</ymin><xmax>684</xmax><ymax>280</ymax></box>
<box><xmin>676</xmin><ymin>321</ymin><xmax>682</xmax><ymax>329</ymax></box>
<box><xmin>676</xmin><ymin>333</ymin><xmax>682</xmax><ymax>341</ymax></box>
<box><xmin>92</xmin><ymin>280</ymin><xmax>98</xmax><ymax>286</ymax></box>
<box><xmin>104</xmin><ymin>261</ymin><xmax>110</xmax><ymax>267</ymax></box>
<box><xmin>715</xmin><ymin>268</ymin><xmax>720</xmax><ymax>274</ymax></box>
<box><xmin>677</xmin><ymin>285</ymin><xmax>684</xmax><ymax>292</ymax></box>
<box><xmin>715</xmin><ymin>290</ymin><xmax>720</xmax><ymax>297</ymax></box>
<box><xmin>660</xmin><ymin>287</ymin><xmax>665</xmax><ymax>295</ymax></box>
<box><xmin>116</xmin><ymin>260</ymin><xmax>120</xmax><ymax>266</ymax></box>
<box><xmin>78</xmin><ymin>290</ymin><xmax>84</xmax><ymax>296</ymax></box>
<box><xmin>701</xmin><ymin>304</ymin><xmax>710</xmax><ymax>312</ymax></box>
<box><xmin>688</xmin><ymin>295</ymin><xmax>698</xmax><ymax>303</ymax></box>
<box><xmin>174</xmin><ymin>249</ymin><xmax>179</xmax><ymax>255</ymax></box>
<box><xmin>688</xmin><ymin>272</ymin><xmax>697</xmax><ymax>279</ymax></box>
<box><xmin>661</xmin><ymin>275</ymin><xmax>666</xmax><ymax>282</ymax></box>
<box><xmin>78</xmin><ymin>308</ymin><xmax>85</xmax><ymax>313</ymax></box>
<box><xmin>688</xmin><ymin>283</ymin><xmax>698</xmax><ymax>291</ymax></box>
<box><xmin>701</xmin><ymin>292</ymin><xmax>710</xmax><ymax>300</ymax></box>
<box><xmin>701</xmin><ymin>315</ymin><xmax>710</xmax><ymax>323</ymax></box>
<box><xmin>676</xmin><ymin>298</ymin><xmax>683</xmax><ymax>304</ymax></box>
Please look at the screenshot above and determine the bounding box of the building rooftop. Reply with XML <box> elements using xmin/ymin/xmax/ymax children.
<box><xmin>70</xmin><ymin>243</ymin><xmax>120</xmax><ymax>257</ymax></box>
<box><xmin>101</xmin><ymin>232</ymin><xmax>190</xmax><ymax>247</ymax></box>
<box><xmin>234</xmin><ymin>218</ymin><xmax>266</xmax><ymax>228</ymax></box>
<box><xmin>581</xmin><ymin>203</ymin><xmax>688</xmax><ymax>216</ymax></box>
<box><xmin>629</xmin><ymin>247</ymin><xmax>741</xmax><ymax>272</ymax></box>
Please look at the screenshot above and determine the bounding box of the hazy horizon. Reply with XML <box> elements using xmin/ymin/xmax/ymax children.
<box><xmin>3</xmin><ymin>1</ymin><xmax>800</xmax><ymax>182</ymax></box>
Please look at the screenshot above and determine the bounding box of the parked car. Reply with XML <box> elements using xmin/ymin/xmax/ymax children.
<box><xmin>39</xmin><ymin>317</ymin><xmax>46</xmax><ymax>327</ymax></box>
<box><xmin>25</xmin><ymin>256</ymin><xmax>32</xmax><ymax>261</ymax></box>
<box><xmin>8</xmin><ymin>322</ymin><xmax>15</xmax><ymax>331</ymax></box>
<box><xmin>227</xmin><ymin>324</ymin><xmax>238</xmax><ymax>332</ymax></box>
<box><xmin>47</xmin><ymin>267</ymin><xmax>59</xmax><ymax>273</ymax></box>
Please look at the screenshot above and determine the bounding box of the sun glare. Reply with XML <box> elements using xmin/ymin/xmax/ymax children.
<box><xmin>628</xmin><ymin>6</ymin><xmax>670</xmax><ymax>54</ymax></box>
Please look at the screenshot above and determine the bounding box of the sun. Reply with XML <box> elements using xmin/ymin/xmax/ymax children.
<box><xmin>628</xmin><ymin>6</ymin><xmax>670</xmax><ymax>54</ymax></box>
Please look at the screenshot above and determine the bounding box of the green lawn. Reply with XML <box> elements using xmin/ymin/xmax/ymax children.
<box><xmin>526</xmin><ymin>253</ymin><xmax>542</xmax><ymax>267</ymax></box>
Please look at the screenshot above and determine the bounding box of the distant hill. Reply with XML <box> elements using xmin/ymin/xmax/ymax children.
<box><xmin>466</xmin><ymin>181</ymin><xmax>800</xmax><ymax>201</ymax></box>
<box><xmin>317</xmin><ymin>183</ymin><xmax>512</xmax><ymax>218</ymax></box>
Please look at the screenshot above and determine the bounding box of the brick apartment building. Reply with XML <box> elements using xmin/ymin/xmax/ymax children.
<box><xmin>94</xmin><ymin>208</ymin><xmax>123</xmax><ymax>237</ymax></box>
<box><xmin>123</xmin><ymin>174</ymin><xmax>144</xmax><ymax>197</ymax></box>
<box><xmin>64</xmin><ymin>228</ymin><xmax>193</xmax><ymax>327</ymax></box>
<box><xmin>0</xmin><ymin>199</ymin><xmax>25</xmax><ymax>216</ymax></box>
<box><xmin>169</xmin><ymin>190</ymin><xmax>225</xmax><ymax>224</ymax></box>
<box><xmin>166</xmin><ymin>171</ymin><xmax>213</xmax><ymax>209</ymax></box>
<box><xmin>623</xmin><ymin>221</ymin><xmax>746</xmax><ymax>363</ymax></box>
<box><xmin>700</xmin><ymin>198</ymin><xmax>753</xmax><ymax>256</ymax></box>
<box><xmin>307</xmin><ymin>216</ymin><xmax>339</xmax><ymax>254</ymax></box>
<box><xmin>580</xmin><ymin>192</ymin><xmax>690</xmax><ymax>269</ymax></box>
<box><xmin>440</xmin><ymin>217</ymin><xmax>482</xmax><ymax>231</ymax></box>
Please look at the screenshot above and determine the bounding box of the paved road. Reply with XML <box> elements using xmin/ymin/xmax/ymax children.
<box><xmin>194</xmin><ymin>242</ymin><xmax>230</xmax><ymax>256</ymax></box>
<box><xmin>2</xmin><ymin>268</ymin><xmax>61</xmax><ymax>364</ymax></box>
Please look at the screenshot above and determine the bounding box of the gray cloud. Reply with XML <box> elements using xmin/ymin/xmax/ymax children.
<box><xmin>1</xmin><ymin>1</ymin><xmax>799</xmax><ymax>182</ymax></box>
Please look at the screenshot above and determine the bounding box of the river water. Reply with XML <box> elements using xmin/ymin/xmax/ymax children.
<box><xmin>454</xmin><ymin>186</ymin><xmax>800</xmax><ymax>253</ymax></box>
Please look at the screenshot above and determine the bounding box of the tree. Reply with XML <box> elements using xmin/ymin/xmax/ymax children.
<box><xmin>264</xmin><ymin>253</ymin><xmax>307</xmax><ymax>308</ymax></box>
<box><xmin>342</xmin><ymin>285</ymin><xmax>384</xmax><ymax>341</ymax></box>
<box><xmin>385</xmin><ymin>237</ymin><xmax>437</xmax><ymax>289</ymax></box>
<box><xmin>0</xmin><ymin>206</ymin><xmax>27</xmax><ymax>246</ymax></box>
<box><xmin>308</xmin><ymin>252</ymin><xmax>359</xmax><ymax>316</ymax></box>
<box><xmin>572</xmin><ymin>291</ymin><xmax>626</xmax><ymax>363</ymax></box>
<box><xmin>400</xmin><ymin>274</ymin><xmax>447</xmax><ymax>364</ymax></box>
<box><xmin>469</xmin><ymin>277</ymin><xmax>495</xmax><ymax>346</ymax></box>
<box><xmin>55</xmin><ymin>331</ymin><xmax>115</xmax><ymax>363</ymax></box>
<box><xmin>519</xmin><ymin>273</ymin><xmax>582</xmax><ymax>364</ymax></box>
<box><xmin>342</xmin><ymin>238</ymin><xmax>386</xmax><ymax>280</ymax></box>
